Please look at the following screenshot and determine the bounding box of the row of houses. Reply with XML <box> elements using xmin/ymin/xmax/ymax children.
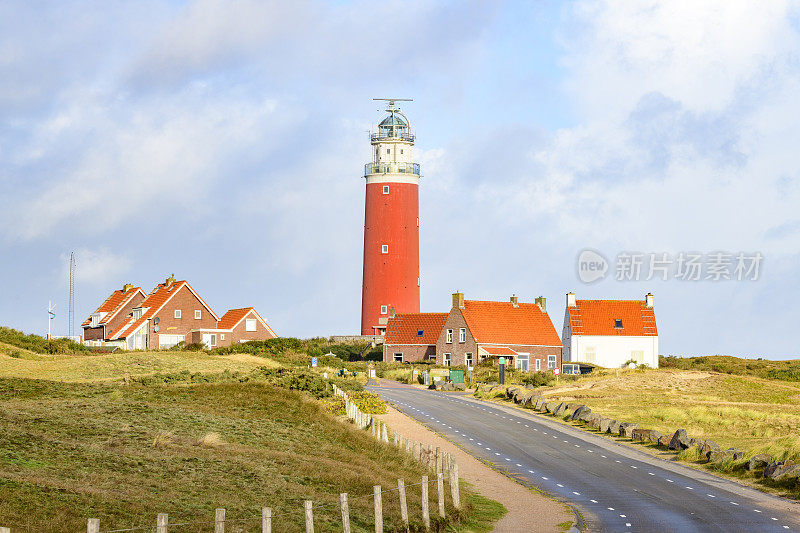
<box><xmin>382</xmin><ymin>292</ymin><xmax>658</xmax><ymax>372</ymax></box>
<box><xmin>82</xmin><ymin>276</ymin><xmax>277</xmax><ymax>350</ymax></box>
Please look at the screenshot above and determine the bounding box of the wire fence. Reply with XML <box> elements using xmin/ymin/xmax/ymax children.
<box><xmin>0</xmin><ymin>385</ymin><xmax>460</xmax><ymax>533</ymax></box>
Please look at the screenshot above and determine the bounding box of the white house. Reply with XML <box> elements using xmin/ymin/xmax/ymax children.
<box><xmin>561</xmin><ymin>292</ymin><xmax>659</xmax><ymax>370</ymax></box>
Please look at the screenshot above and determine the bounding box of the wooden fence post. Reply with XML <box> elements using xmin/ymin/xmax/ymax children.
<box><xmin>382</xmin><ymin>423</ymin><xmax>388</xmax><ymax>443</ymax></box>
<box><xmin>86</xmin><ymin>519</ymin><xmax>99</xmax><ymax>533</ymax></box>
<box><xmin>421</xmin><ymin>475</ymin><xmax>431</xmax><ymax>530</ymax></box>
<box><xmin>412</xmin><ymin>441</ymin><xmax>418</xmax><ymax>460</ymax></box>
<box><xmin>305</xmin><ymin>500</ymin><xmax>314</xmax><ymax>533</ymax></box>
<box><xmin>1</xmin><ymin>528</ymin><xmax>10</xmax><ymax>533</ymax></box>
<box><xmin>157</xmin><ymin>513</ymin><xmax>168</xmax><ymax>533</ymax></box>
<box><xmin>435</xmin><ymin>447</ymin><xmax>440</xmax><ymax>472</ymax></box>
<box><xmin>436</xmin><ymin>473</ymin><xmax>445</xmax><ymax>518</ymax></box>
<box><xmin>215</xmin><ymin>508</ymin><xmax>225</xmax><ymax>533</ymax></box>
<box><xmin>262</xmin><ymin>507</ymin><xmax>272</xmax><ymax>533</ymax></box>
<box><xmin>340</xmin><ymin>493</ymin><xmax>351</xmax><ymax>533</ymax></box>
<box><xmin>450</xmin><ymin>461</ymin><xmax>461</xmax><ymax>509</ymax></box>
<box><xmin>394</xmin><ymin>431</ymin><xmax>399</xmax><ymax>446</ymax></box>
<box><xmin>374</xmin><ymin>485</ymin><xmax>383</xmax><ymax>533</ymax></box>
<box><xmin>398</xmin><ymin>479</ymin><xmax>409</xmax><ymax>530</ymax></box>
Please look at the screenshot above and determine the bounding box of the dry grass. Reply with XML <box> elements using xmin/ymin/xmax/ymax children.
<box><xmin>544</xmin><ymin>368</ymin><xmax>800</xmax><ymax>458</ymax></box>
<box><xmin>197</xmin><ymin>432</ymin><xmax>225</xmax><ymax>448</ymax></box>
<box><xmin>0</xmin><ymin>349</ymin><xmax>279</xmax><ymax>382</ymax></box>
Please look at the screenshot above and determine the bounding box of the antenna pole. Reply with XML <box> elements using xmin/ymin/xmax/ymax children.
<box><xmin>68</xmin><ymin>252</ymin><xmax>75</xmax><ymax>339</ymax></box>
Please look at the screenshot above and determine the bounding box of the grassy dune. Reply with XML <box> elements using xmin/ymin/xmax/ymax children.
<box><xmin>546</xmin><ymin>368</ymin><xmax>800</xmax><ymax>454</ymax></box>
<box><xmin>0</xmin><ymin>378</ymin><xmax>498</xmax><ymax>532</ymax></box>
<box><xmin>0</xmin><ymin>346</ymin><xmax>279</xmax><ymax>382</ymax></box>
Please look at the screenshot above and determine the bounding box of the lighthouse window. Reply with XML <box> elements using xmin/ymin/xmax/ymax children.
<box><xmin>400</xmin><ymin>149</ymin><xmax>404</xmax><ymax>154</ymax></box>
<box><xmin>380</xmin><ymin>305</ymin><xmax>388</xmax><ymax>314</ymax></box>
<box><xmin>383</xmin><ymin>185</ymin><xmax>389</xmax><ymax>194</ymax></box>
<box><xmin>382</xmin><ymin>244</ymin><xmax>388</xmax><ymax>254</ymax></box>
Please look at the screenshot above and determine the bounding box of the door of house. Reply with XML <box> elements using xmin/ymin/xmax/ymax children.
<box><xmin>201</xmin><ymin>333</ymin><xmax>216</xmax><ymax>349</ymax></box>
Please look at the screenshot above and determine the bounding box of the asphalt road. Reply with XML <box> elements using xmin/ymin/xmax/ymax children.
<box><xmin>368</xmin><ymin>381</ymin><xmax>800</xmax><ymax>533</ymax></box>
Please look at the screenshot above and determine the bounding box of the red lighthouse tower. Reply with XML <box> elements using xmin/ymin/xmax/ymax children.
<box><xmin>361</xmin><ymin>99</ymin><xmax>420</xmax><ymax>335</ymax></box>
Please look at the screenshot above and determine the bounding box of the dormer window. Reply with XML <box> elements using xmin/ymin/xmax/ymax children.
<box><xmin>417</xmin><ymin>330</ymin><xmax>424</xmax><ymax>337</ymax></box>
<box><xmin>132</xmin><ymin>308</ymin><xmax>143</xmax><ymax>320</ymax></box>
<box><xmin>614</xmin><ymin>319</ymin><xmax>623</xmax><ymax>328</ymax></box>
<box><xmin>90</xmin><ymin>313</ymin><xmax>102</xmax><ymax>327</ymax></box>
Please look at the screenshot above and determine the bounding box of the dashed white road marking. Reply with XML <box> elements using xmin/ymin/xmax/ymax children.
<box><xmin>590</xmin><ymin>499</ymin><xmax>598</xmax><ymax>503</ymax></box>
<box><xmin>730</xmin><ymin>502</ymin><xmax>739</xmax><ymax>506</ymax></box>
<box><xmin>625</xmin><ymin>523</ymin><xmax>631</xmax><ymax>528</ymax></box>
<box><xmin>516</xmin><ymin>463</ymin><xmax>522</xmax><ymax>467</ymax></box>
<box><xmin>648</xmin><ymin>472</ymin><xmax>655</xmax><ymax>476</ymax></box>
<box><xmin>528</xmin><ymin>469</ymin><xmax>535</xmax><ymax>473</ymax></box>
<box><xmin>707</xmin><ymin>494</ymin><xmax>715</xmax><ymax>498</ymax></box>
<box><xmin>666</xmin><ymin>479</ymin><xmax>674</xmax><ymax>483</ymax></box>
<box><xmin>686</xmin><ymin>487</ymin><xmax>694</xmax><ymax>490</ymax></box>
<box><xmin>620</xmin><ymin>514</ymin><xmax>626</xmax><ymax>518</ymax></box>
<box><xmin>607</xmin><ymin>507</ymin><xmax>615</xmax><ymax>511</ymax></box>
<box><xmin>601</xmin><ymin>455</ymin><xmax>607</xmax><ymax>458</ymax></box>
<box><xmin>542</xmin><ymin>476</ymin><xmax>548</xmax><ymax>480</ymax></box>
<box><xmin>495</xmin><ymin>452</ymin><xmax>501</xmax><ymax>456</ymax></box>
<box><xmin>504</xmin><ymin>457</ymin><xmax>510</xmax><ymax>461</ymax></box>
<box><xmin>754</xmin><ymin>510</ymin><xmax>762</xmax><ymax>513</ymax></box>
<box><xmin>572</xmin><ymin>491</ymin><xmax>580</xmax><ymax>496</ymax></box>
<box><xmin>557</xmin><ymin>483</ymin><xmax>564</xmax><ymax>488</ymax></box>
<box><xmin>630</xmin><ymin>465</ymin><xmax>637</xmax><ymax>469</ymax></box>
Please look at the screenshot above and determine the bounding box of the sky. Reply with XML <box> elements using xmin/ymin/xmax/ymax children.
<box><xmin>1</xmin><ymin>0</ymin><xmax>799</xmax><ymax>358</ymax></box>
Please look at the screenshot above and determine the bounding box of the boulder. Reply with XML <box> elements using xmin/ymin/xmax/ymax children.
<box><xmin>706</xmin><ymin>448</ymin><xmax>744</xmax><ymax>463</ymax></box>
<box><xmin>620</xmin><ymin>423</ymin><xmax>640</xmax><ymax>438</ymax></box>
<box><xmin>658</xmin><ymin>435</ymin><xmax>672</xmax><ymax>447</ymax></box>
<box><xmin>454</xmin><ymin>383</ymin><xmax>466</xmax><ymax>391</ymax></box>
<box><xmin>609</xmin><ymin>420</ymin><xmax>622</xmax><ymax>434</ymax></box>
<box><xmin>570</xmin><ymin>405</ymin><xmax>590</xmax><ymax>421</ymax></box>
<box><xmin>506</xmin><ymin>387</ymin><xmax>520</xmax><ymax>399</ymax></box>
<box><xmin>631</xmin><ymin>428</ymin><xmax>646</xmax><ymax>441</ymax></box>
<box><xmin>747</xmin><ymin>453</ymin><xmax>774</xmax><ymax>472</ymax></box>
<box><xmin>585</xmin><ymin>413</ymin><xmax>602</xmax><ymax>428</ymax></box>
<box><xmin>520</xmin><ymin>392</ymin><xmax>534</xmax><ymax>406</ymax></box>
<box><xmin>697</xmin><ymin>440</ymin><xmax>720</xmax><ymax>455</ymax></box>
<box><xmin>553</xmin><ymin>402</ymin><xmax>567</xmax><ymax>417</ymax></box>
<box><xmin>645</xmin><ymin>430</ymin><xmax>663</xmax><ymax>444</ymax></box>
<box><xmin>534</xmin><ymin>397</ymin><xmax>546</xmax><ymax>411</ymax></box>
<box><xmin>769</xmin><ymin>462</ymin><xmax>800</xmax><ymax>483</ymax></box>
<box><xmin>669</xmin><ymin>429</ymin><xmax>693</xmax><ymax>450</ymax></box>
<box><xmin>764</xmin><ymin>462</ymin><xmax>784</xmax><ymax>479</ymax></box>
<box><xmin>579</xmin><ymin>410</ymin><xmax>596</xmax><ymax>423</ymax></box>
<box><xmin>599</xmin><ymin>417</ymin><xmax>612</xmax><ymax>433</ymax></box>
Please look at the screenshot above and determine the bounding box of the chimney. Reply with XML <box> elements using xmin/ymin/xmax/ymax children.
<box><xmin>510</xmin><ymin>295</ymin><xmax>519</xmax><ymax>308</ymax></box>
<box><xmin>452</xmin><ymin>292</ymin><xmax>464</xmax><ymax>309</ymax></box>
<box><xmin>388</xmin><ymin>307</ymin><xmax>396</xmax><ymax>318</ymax></box>
<box><xmin>122</xmin><ymin>283</ymin><xmax>133</xmax><ymax>292</ymax></box>
<box><xmin>566</xmin><ymin>292</ymin><xmax>576</xmax><ymax>307</ymax></box>
<box><xmin>165</xmin><ymin>275</ymin><xmax>176</xmax><ymax>287</ymax></box>
<box><xmin>645</xmin><ymin>293</ymin><xmax>654</xmax><ymax>308</ymax></box>
<box><xmin>535</xmin><ymin>296</ymin><xmax>546</xmax><ymax>312</ymax></box>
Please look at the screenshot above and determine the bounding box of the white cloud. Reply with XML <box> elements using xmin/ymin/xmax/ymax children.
<box><xmin>61</xmin><ymin>248</ymin><xmax>132</xmax><ymax>286</ymax></box>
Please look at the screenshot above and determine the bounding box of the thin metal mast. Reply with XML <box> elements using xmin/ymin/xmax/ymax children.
<box><xmin>68</xmin><ymin>252</ymin><xmax>75</xmax><ymax>338</ymax></box>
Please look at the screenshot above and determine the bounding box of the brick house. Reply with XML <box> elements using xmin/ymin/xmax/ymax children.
<box><xmin>189</xmin><ymin>307</ymin><xmax>277</xmax><ymax>348</ymax></box>
<box><xmin>435</xmin><ymin>293</ymin><xmax>562</xmax><ymax>371</ymax></box>
<box><xmin>382</xmin><ymin>312</ymin><xmax>448</xmax><ymax>363</ymax></box>
<box><xmin>562</xmin><ymin>292</ymin><xmax>658</xmax><ymax>370</ymax></box>
<box><xmin>106</xmin><ymin>278</ymin><xmax>219</xmax><ymax>350</ymax></box>
<box><xmin>89</xmin><ymin>277</ymin><xmax>277</xmax><ymax>350</ymax></box>
<box><xmin>82</xmin><ymin>284</ymin><xmax>146</xmax><ymax>344</ymax></box>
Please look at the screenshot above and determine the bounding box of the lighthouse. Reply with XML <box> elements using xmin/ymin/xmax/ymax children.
<box><xmin>361</xmin><ymin>99</ymin><xmax>421</xmax><ymax>335</ymax></box>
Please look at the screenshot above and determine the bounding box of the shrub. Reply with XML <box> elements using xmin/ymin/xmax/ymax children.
<box><xmin>0</xmin><ymin>327</ymin><xmax>90</xmax><ymax>355</ymax></box>
<box><xmin>349</xmin><ymin>391</ymin><xmax>387</xmax><ymax>414</ymax></box>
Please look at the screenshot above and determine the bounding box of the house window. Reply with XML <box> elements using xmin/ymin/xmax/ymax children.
<box><xmin>563</xmin><ymin>363</ymin><xmax>580</xmax><ymax>375</ymax></box>
<box><xmin>382</xmin><ymin>244</ymin><xmax>388</xmax><ymax>254</ymax></box>
<box><xmin>246</xmin><ymin>318</ymin><xmax>257</xmax><ymax>332</ymax></box>
<box><xmin>174</xmin><ymin>309</ymin><xmax>181</xmax><ymax>319</ymax></box>
<box><xmin>614</xmin><ymin>319</ymin><xmax>623</xmax><ymax>328</ymax></box>
<box><xmin>386</xmin><ymin>148</ymin><xmax>390</xmax><ymax>154</ymax></box>
<box><xmin>158</xmin><ymin>334</ymin><xmax>185</xmax><ymax>349</ymax></box>
<box><xmin>400</xmin><ymin>149</ymin><xmax>404</xmax><ymax>154</ymax></box>
<box><xmin>417</xmin><ymin>329</ymin><xmax>424</xmax><ymax>337</ymax></box>
<box><xmin>584</xmin><ymin>347</ymin><xmax>596</xmax><ymax>363</ymax></box>
<box><xmin>210</xmin><ymin>334</ymin><xmax>216</xmax><ymax>347</ymax></box>
<box><xmin>443</xmin><ymin>353</ymin><xmax>451</xmax><ymax>366</ymax></box>
<box><xmin>380</xmin><ymin>305</ymin><xmax>388</xmax><ymax>314</ymax></box>
<box><xmin>133</xmin><ymin>308</ymin><xmax>143</xmax><ymax>320</ymax></box>
<box><xmin>220</xmin><ymin>334</ymin><xmax>225</xmax><ymax>341</ymax></box>
<box><xmin>446</xmin><ymin>329</ymin><xmax>453</xmax><ymax>343</ymax></box>
<box><xmin>535</xmin><ymin>358</ymin><xmax>541</xmax><ymax>371</ymax></box>
<box><xmin>516</xmin><ymin>354</ymin><xmax>529</xmax><ymax>371</ymax></box>
<box><xmin>383</xmin><ymin>185</ymin><xmax>389</xmax><ymax>194</ymax></box>
<box><xmin>90</xmin><ymin>314</ymin><xmax>101</xmax><ymax>327</ymax></box>
<box><xmin>465</xmin><ymin>353</ymin><xmax>473</xmax><ymax>366</ymax></box>
<box><xmin>195</xmin><ymin>310</ymin><xmax>201</xmax><ymax>320</ymax></box>
<box><xmin>548</xmin><ymin>355</ymin><xmax>557</xmax><ymax>369</ymax></box>
<box><xmin>459</xmin><ymin>328</ymin><xmax>466</xmax><ymax>343</ymax></box>
<box><xmin>631</xmin><ymin>350</ymin><xmax>645</xmax><ymax>364</ymax></box>
<box><xmin>393</xmin><ymin>353</ymin><xmax>403</xmax><ymax>362</ymax></box>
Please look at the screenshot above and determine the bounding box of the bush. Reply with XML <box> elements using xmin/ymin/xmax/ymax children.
<box><xmin>349</xmin><ymin>391</ymin><xmax>387</xmax><ymax>414</ymax></box>
<box><xmin>0</xmin><ymin>327</ymin><xmax>90</xmax><ymax>355</ymax></box>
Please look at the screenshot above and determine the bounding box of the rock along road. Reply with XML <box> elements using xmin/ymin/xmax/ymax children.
<box><xmin>368</xmin><ymin>380</ymin><xmax>800</xmax><ymax>533</ymax></box>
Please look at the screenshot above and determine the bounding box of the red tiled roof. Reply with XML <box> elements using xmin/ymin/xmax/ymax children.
<box><xmin>568</xmin><ymin>300</ymin><xmax>658</xmax><ymax>336</ymax></box>
<box><xmin>218</xmin><ymin>307</ymin><xmax>277</xmax><ymax>337</ymax></box>
<box><xmin>81</xmin><ymin>286</ymin><xmax>143</xmax><ymax>327</ymax></box>
<box><xmin>461</xmin><ymin>300</ymin><xmax>562</xmax><ymax>347</ymax></box>
<box><xmin>108</xmin><ymin>281</ymin><xmax>188</xmax><ymax>339</ymax></box>
<box><xmin>480</xmin><ymin>346</ymin><xmax>518</xmax><ymax>356</ymax></box>
<box><xmin>385</xmin><ymin>313</ymin><xmax>449</xmax><ymax>345</ymax></box>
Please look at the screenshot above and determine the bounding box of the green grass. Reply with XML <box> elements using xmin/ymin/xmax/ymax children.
<box><xmin>660</xmin><ymin>354</ymin><xmax>800</xmax><ymax>381</ymax></box>
<box><xmin>0</xmin><ymin>326</ymin><xmax>90</xmax><ymax>354</ymax></box>
<box><xmin>0</xmin><ymin>378</ymin><xmax>495</xmax><ymax>532</ymax></box>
